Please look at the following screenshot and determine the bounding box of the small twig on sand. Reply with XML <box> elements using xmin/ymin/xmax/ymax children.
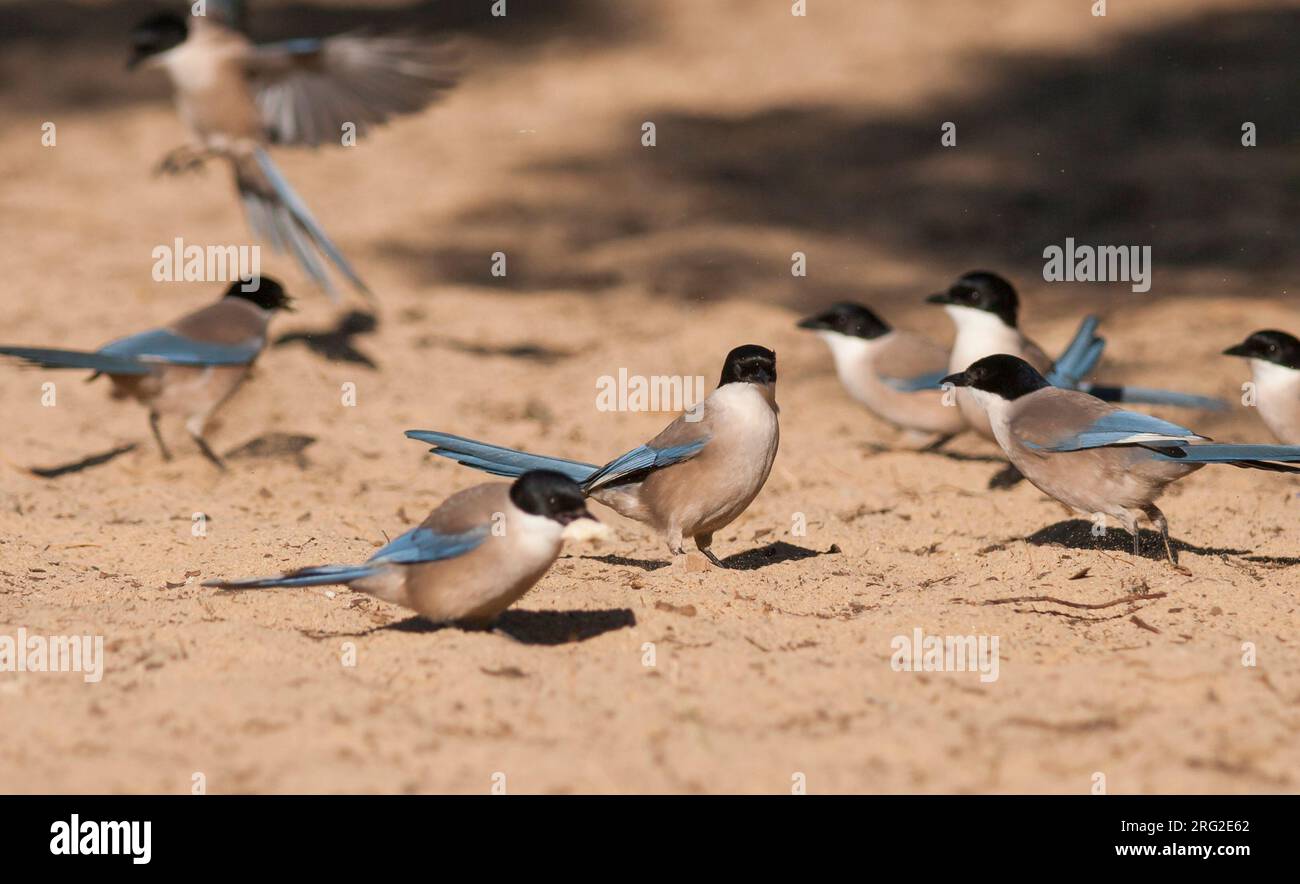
<box><xmin>976</xmin><ymin>591</ymin><xmax>1167</xmax><ymax>610</ymax></box>
<box><xmin>1130</xmin><ymin>614</ymin><xmax>1161</xmax><ymax>634</ymax></box>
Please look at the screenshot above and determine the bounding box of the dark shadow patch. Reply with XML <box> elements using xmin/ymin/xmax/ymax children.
<box><xmin>380</xmin><ymin>617</ymin><xmax>449</xmax><ymax>634</ymax></box>
<box><xmin>988</xmin><ymin>464</ymin><xmax>1027</xmax><ymax>490</ymax></box>
<box><xmin>378</xmin><ymin>243</ymin><xmax>624</xmax><ymax>294</ymax></box>
<box><xmin>374</xmin><ymin>6</ymin><xmax>1300</xmax><ymax>309</ymax></box>
<box><xmin>29</xmin><ymin>444</ymin><xmax>138</xmax><ymax>478</ymax></box>
<box><xmin>1026</xmin><ymin>519</ymin><xmax>1250</xmax><ymax>559</ymax></box>
<box><xmin>223</xmin><ymin>433</ymin><xmax>317</xmax><ymax>468</ymax></box>
<box><xmin>862</xmin><ymin>443</ymin><xmax>1005</xmax><ymax>465</ymax></box>
<box><xmin>426</xmin><ymin>337</ymin><xmax>573</xmax><ymax>364</ymax></box>
<box><xmin>720</xmin><ymin>541</ymin><xmax>838</xmax><ymax>571</ymax></box>
<box><xmin>1240</xmin><ymin>554</ymin><xmax>1300</xmax><ymax>567</ymax></box>
<box><xmin>579</xmin><ymin>553</ymin><xmax>670</xmax><ymax>572</ymax></box>
<box><xmin>941</xmin><ymin>451</ymin><xmax>1009</xmax><ymax>466</ymax></box>
<box><xmin>306</xmin><ymin>607</ymin><xmax>636</xmax><ymax>644</ymax></box>
<box><xmin>489</xmin><ymin>608</ymin><xmax>636</xmax><ymax>644</ymax></box>
<box><xmin>273</xmin><ymin>311</ymin><xmax>378</xmax><ymax>368</ymax></box>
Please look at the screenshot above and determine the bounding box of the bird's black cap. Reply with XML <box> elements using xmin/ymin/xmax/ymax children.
<box><xmin>128</xmin><ymin>12</ymin><xmax>188</xmax><ymax>69</ymax></box>
<box><xmin>1223</xmin><ymin>330</ymin><xmax>1300</xmax><ymax>370</ymax></box>
<box><xmin>926</xmin><ymin>270</ymin><xmax>1020</xmax><ymax>328</ymax></box>
<box><xmin>223</xmin><ymin>277</ymin><xmax>294</xmax><ymax>312</ymax></box>
<box><xmin>510</xmin><ymin>471</ymin><xmax>595</xmax><ymax>526</ymax></box>
<box><xmin>718</xmin><ymin>344</ymin><xmax>776</xmax><ymax>387</ymax></box>
<box><xmin>796</xmin><ymin>302</ymin><xmax>891</xmax><ymax>340</ymax></box>
<box><xmin>941</xmin><ymin>354</ymin><xmax>1049</xmax><ymax>401</ymax></box>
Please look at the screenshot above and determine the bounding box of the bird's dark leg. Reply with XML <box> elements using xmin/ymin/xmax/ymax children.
<box><xmin>667</xmin><ymin>529</ymin><xmax>691</xmax><ymax>571</ymax></box>
<box><xmin>186</xmin><ymin>415</ymin><xmax>226</xmax><ymax>471</ymax></box>
<box><xmin>192</xmin><ymin>434</ymin><xmax>227</xmax><ymax>472</ymax></box>
<box><xmin>694</xmin><ymin>533</ymin><xmax>727</xmax><ymax>568</ymax></box>
<box><xmin>1144</xmin><ymin>505</ymin><xmax>1179</xmax><ymax>567</ymax></box>
<box><xmin>1119</xmin><ymin>511</ymin><xmax>1142</xmax><ymax>559</ymax></box>
<box><xmin>148</xmin><ymin>412</ymin><xmax>172</xmax><ymax>461</ymax></box>
<box><xmin>153</xmin><ymin>145</ymin><xmax>209</xmax><ymax>177</ymax></box>
<box><xmin>921</xmin><ymin>433</ymin><xmax>957</xmax><ymax>453</ymax></box>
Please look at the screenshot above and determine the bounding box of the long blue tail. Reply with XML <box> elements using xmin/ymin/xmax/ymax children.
<box><xmin>0</xmin><ymin>346</ymin><xmax>151</xmax><ymax>375</ymax></box>
<box><xmin>1046</xmin><ymin>315</ymin><xmax>1226</xmax><ymax>410</ymax></box>
<box><xmin>204</xmin><ymin>563</ymin><xmax>381</xmax><ymax>590</ymax></box>
<box><xmin>1046</xmin><ymin>315</ymin><xmax>1104</xmax><ymax>388</ymax></box>
<box><xmin>1150</xmin><ymin>443</ymin><xmax>1300</xmax><ymax>473</ymax></box>
<box><xmin>405</xmin><ymin>430</ymin><xmax>598</xmax><ymax>485</ymax></box>
<box><xmin>251</xmin><ymin>147</ymin><xmax>372</xmax><ymax>301</ymax></box>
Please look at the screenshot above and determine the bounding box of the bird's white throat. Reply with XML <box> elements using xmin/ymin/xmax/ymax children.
<box><xmin>946</xmin><ymin>305</ymin><xmax>1022</xmax><ymax>370</ymax></box>
<box><xmin>1250</xmin><ymin>357</ymin><xmax>1300</xmax><ymax>391</ymax></box>
<box><xmin>817</xmin><ymin>330</ymin><xmax>875</xmax><ymax>374</ymax></box>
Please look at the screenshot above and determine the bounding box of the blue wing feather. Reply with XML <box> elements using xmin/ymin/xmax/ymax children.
<box><xmin>368</xmin><ymin>524</ymin><xmax>491</xmax><ymax>566</ymax></box>
<box><xmin>205</xmin><ymin>524</ymin><xmax>491</xmax><ymax>591</ymax></box>
<box><xmin>582</xmin><ymin>438</ymin><xmax>710</xmax><ymax>492</ymax></box>
<box><xmin>99</xmin><ymin>329</ymin><xmax>261</xmax><ymax>366</ymax></box>
<box><xmin>1034</xmin><ymin>410</ymin><xmax>1201</xmax><ymax>452</ymax></box>
<box><xmin>405</xmin><ymin>430</ymin><xmax>599</xmax><ymax>483</ymax></box>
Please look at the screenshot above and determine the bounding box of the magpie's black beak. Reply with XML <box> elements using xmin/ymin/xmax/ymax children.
<box><xmin>796</xmin><ymin>314</ymin><xmax>832</xmax><ymax>331</ymax></box>
<box><xmin>1222</xmin><ymin>342</ymin><xmax>1255</xmax><ymax>358</ymax></box>
<box><xmin>127</xmin><ymin>51</ymin><xmax>144</xmax><ymax>71</ymax></box>
<box><xmin>940</xmin><ymin>371</ymin><xmax>968</xmax><ymax>387</ymax></box>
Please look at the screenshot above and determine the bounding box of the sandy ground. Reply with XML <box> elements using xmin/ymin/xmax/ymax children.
<box><xmin>1</xmin><ymin>0</ymin><xmax>1297</xmax><ymax>793</ymax></box>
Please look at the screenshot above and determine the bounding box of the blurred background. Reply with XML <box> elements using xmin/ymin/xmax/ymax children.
<box><xmin>3</xmin><ymin>0</ymin><xmax>1296</xmax><ymax>323</ymax></box>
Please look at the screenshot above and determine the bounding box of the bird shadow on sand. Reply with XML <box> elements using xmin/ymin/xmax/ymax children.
<box><xmin>861</xmin><ymin>443</ymin><xmax>1004</xmax><ymax>466</ymax></box>
<box><xmin>26</xmin><ymin>444</ymin><xmax>138</xmax><ymax>478</ymax></box>
<box><xmin>273</xmin><ymin>311</ymin><xmax>379</xmax><ymax>368</ymax></box>
<box><xmin>721</xmin><ymin>541</ymin><xmax>839</xmax><ymax>571</ymax></box>
<box><xmin>376</xmin><ymin>608</ymin><xmax>636</xmax><ymax>645</ymax></box>
<box><xmin>584</xmin><ymin>541</ymin><xmax>836</xmax><ymax>572</ymax></box>
<box><xmin>432</xmin><ymin>338</ymin><xmax>574</xmax><ymax>365</ymax></box>
<box><xmin>987</xmin><ymin>465</ymin><xmax>1027</xmax><ymax>490</ymax></box>
<box><xmin>861</xmin><ymin>444</ymin><xmax>1020</xmax><ymax>490</ymax></box>
<box><xmin>579</xmin><ymin>553</ymin><xmax>669</xmax><ymax>572</ymax></box>
<box><xmin>222</xmin><ymin>432</ymin><xmax>317</xmax><ymax>468</ymax></box>
<box><xmin>1022</xmin><ymin>518</ymin><xmax>1295</xmax><ymax>563</ymax></box>
<box><xmin>297</xmin><ymin>608</ymin><xmax>635</xmax><ymax>644</ymax></box>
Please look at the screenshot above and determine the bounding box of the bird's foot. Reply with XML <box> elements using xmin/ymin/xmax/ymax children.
<box><xmin>700</xmin><ymin>549</ymin><xmax>727</xmax><ymax>569</ymax></box>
